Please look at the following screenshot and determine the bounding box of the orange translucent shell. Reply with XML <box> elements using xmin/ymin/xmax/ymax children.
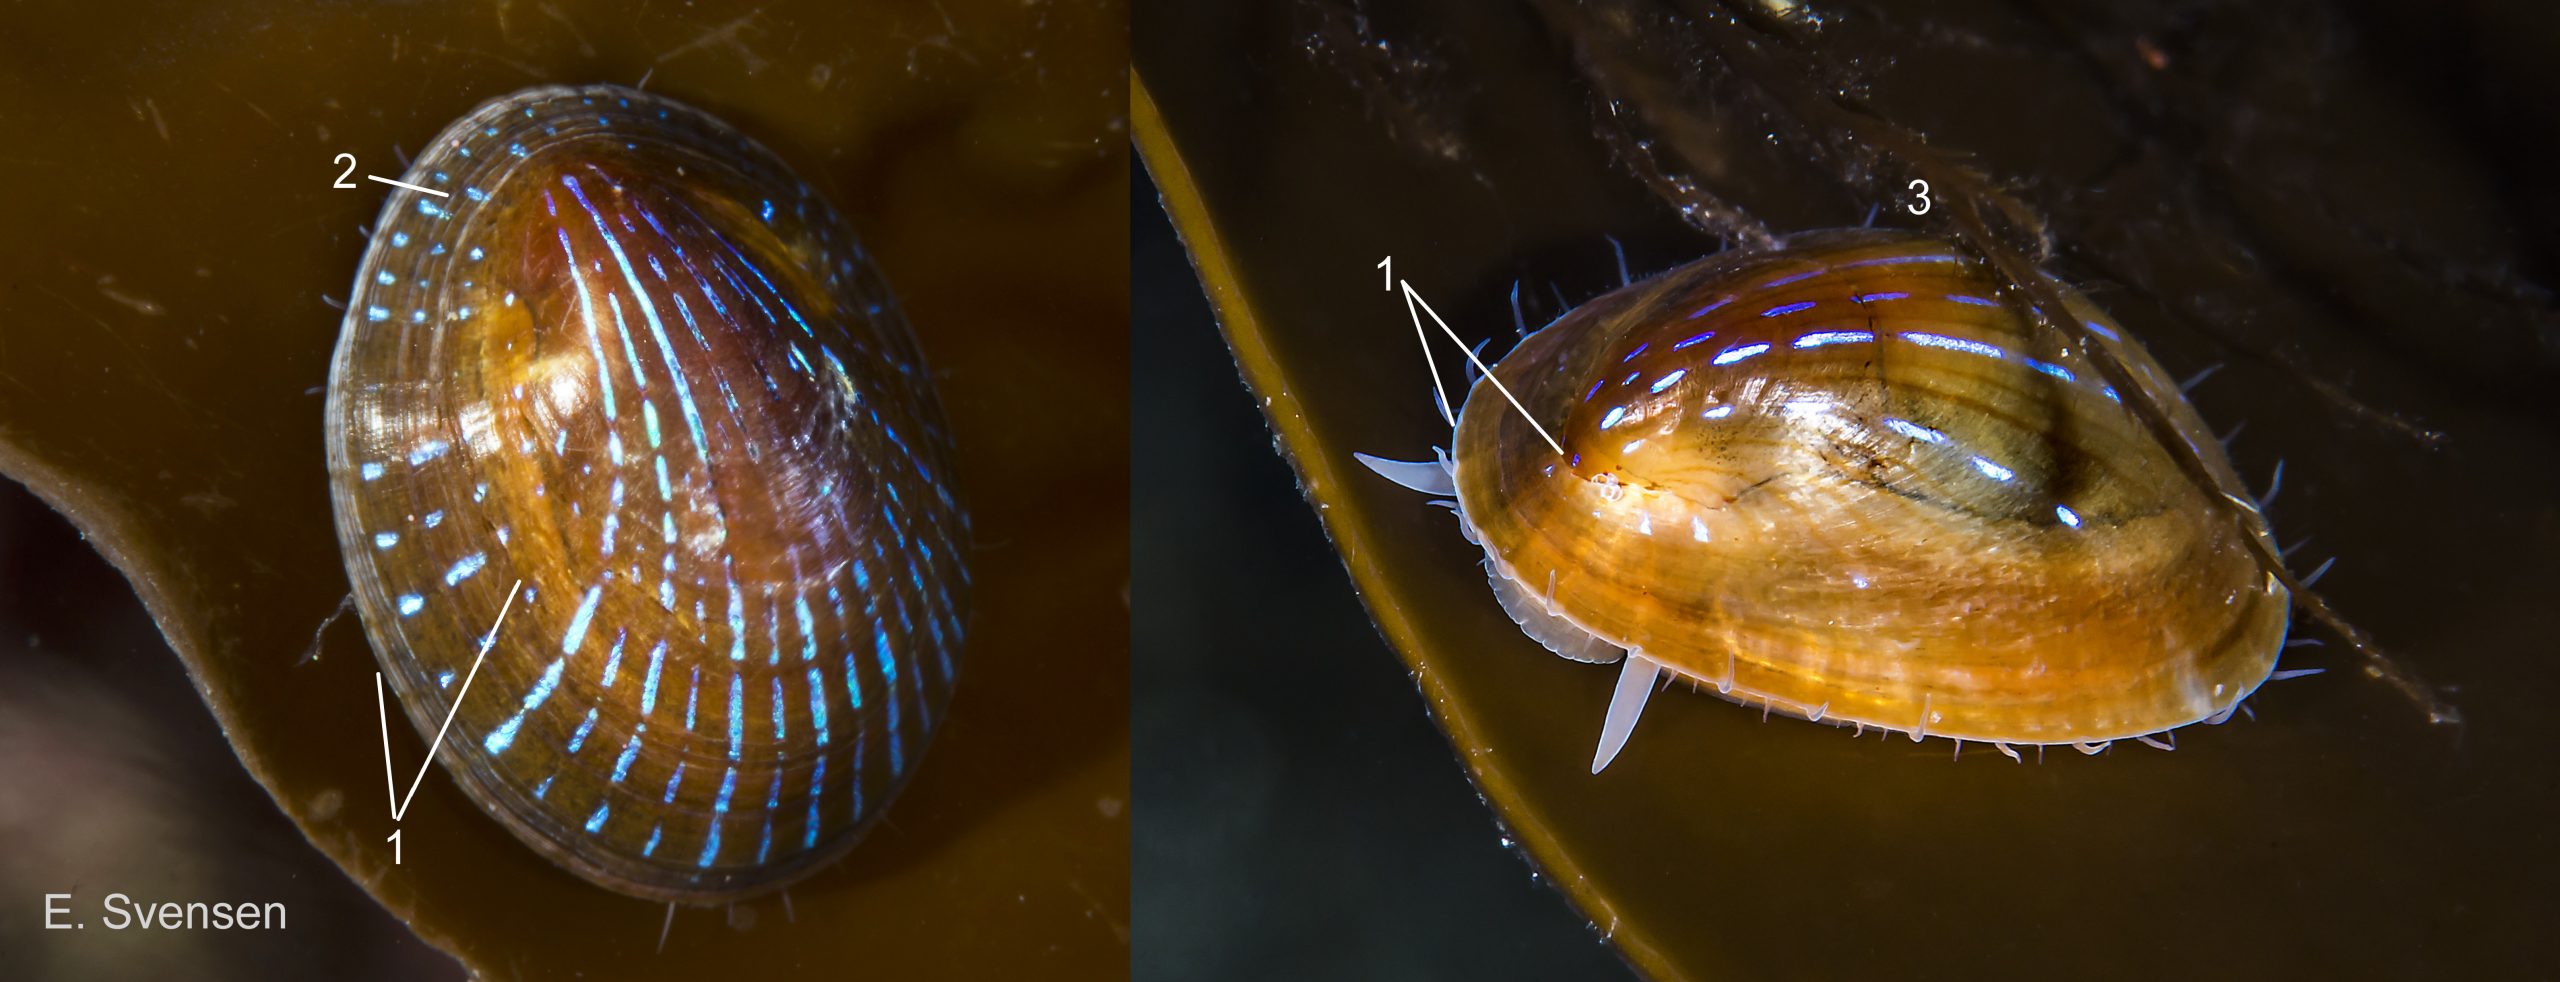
<box><xmin>1453</xmin><ymin>231</ymin><xmax>2286</xmax><ymax>744</ymax></box>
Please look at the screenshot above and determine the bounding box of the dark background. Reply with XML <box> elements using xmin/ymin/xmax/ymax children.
<box><xmin>1133</xmin><ymin>169</ymin><xmax>1632</xmax><ymax>980</ymax></box>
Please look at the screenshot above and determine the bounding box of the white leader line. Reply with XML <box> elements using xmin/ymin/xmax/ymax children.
<box><xmin>367</xmin><ymin>173</ymin><xmax>451</xmax><ymax>198</ymax></box>
<box><xmin>380</xmin><ymin>579</ymin><xmax>523</xmax><ymax>822</ymax></box>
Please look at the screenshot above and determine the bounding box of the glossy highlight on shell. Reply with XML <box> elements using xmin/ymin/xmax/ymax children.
<box><xmin>324</xmin><ymin>84</ymin><xmax>969</xmax><ymax>902</ymax></box>
<box><xmin>1365</xmin><ymin>230</ymin><xmax>2290</xmax><ymax>769</ymax></box>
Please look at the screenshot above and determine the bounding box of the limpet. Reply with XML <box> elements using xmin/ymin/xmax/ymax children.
<box><xmin>325</xmin><ymin>84</ymin><xmax>969</xmax><ymax>901</ymax></box>
<box><xmin>1362</xmin><ymin>230</ymin><xmax>2289</xmax><ymax>770</ymax></box>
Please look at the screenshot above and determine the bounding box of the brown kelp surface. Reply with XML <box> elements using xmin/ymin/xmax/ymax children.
<box><xmin>0</xmin><ymin>2</ymin><xmax>1128</xmax><ymax>978</ymax></box>
<box><xmin>1138</xmin><ymin>1</ymin><xmax>2555</xmax><ymax>977</ymax></box>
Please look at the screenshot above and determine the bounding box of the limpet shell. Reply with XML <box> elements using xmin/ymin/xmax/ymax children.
<box><xmin>1395</xmin><ymin>230</ymin><xmax>2286</xmax><ymax>763</ymax></box>
<box><xmin>325</xmin><ymin>84</ymin><xmax>970</xmax><ymax>902</ymax></box>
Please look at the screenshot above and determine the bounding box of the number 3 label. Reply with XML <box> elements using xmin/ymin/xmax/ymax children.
<box><xmin>1906</xmin><ymin>179</ymin><xmax>1931</xmax><ymax>216</ymax></box>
